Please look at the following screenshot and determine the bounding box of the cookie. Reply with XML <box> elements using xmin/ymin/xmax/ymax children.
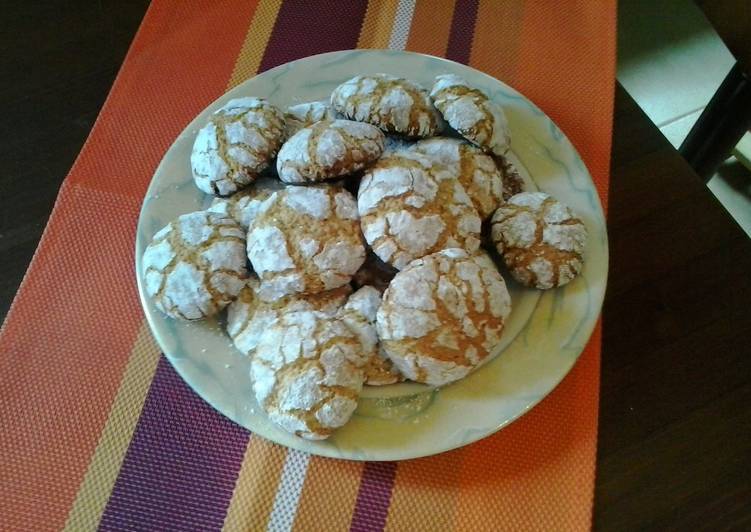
<box><xmin>430</xmin><ymin>75</ymin><xmax>510</xmax><ymax>156</ymax></box>
<box><xmin>247</xmin><ymin>185</ymin><xmax>365</xmax><ymax>301</ymax></box>
<box><xmin>251</xmin><ymin>310</ymin><xmax>368</xmax><ymax>439</ymax></box>
<box><xmin>352</xmin><ymin>251</ymin><xmax>397</xmax><ymax>293</ymax></box>
<box><xmin>191</xmin><ymin>97</ymin><xmax>285</xmax><ymax>196</ymax></box>
<box><xmin>411</xmin><ymin>137</ymin><xmax>503</xmax><ymax>219</ymax></box>
<box><xmin>358</xmin><ymin>151</ymin><xmax>482</xmax><ymax>270</ymax></box>
<box><xmin>331</xmin><ymin>74</ymin><xmax>444</xmax><ymax>138</ymax></box>
<box><xmin>383</xmin><ymin>135</ymin><xmax>414</xmax><ymax>154</ymax></box>
<box><xmin>227</xmin><ymin>279</ymin><xmax>350</xmax><ymax>356</ymax></box>
<box><xmin>494</xmin><ymin>154</ymin><xmax>525</xmax><ymax>200</ymax></box>
<box><xmin>377</xmin><ymin>248</ymin><xmax>511</xmax><ymax>386</ymax></box>
<box><xmin>206</xmin><ymin>177</ymin><xmax>285</xmax><ymax>230</ymax></box>
<box><xmin>284</xmin><ymin>100</ymin><xmax>338</xmax><ymax>137</ymax></box>
<box><xmin>277</xmin><ymin>119</ymin><xmax>384</xmax><ymax>184</ymax></box>
<box><xmin>490</xmin><ymin>192</ymin><xmax>587</xmax><ymax>289</ymax></box>
<box><xmin>142</xmin><ymin>211</ymin><xmax>247</xmax><ymax>320</ymax></box>
<box><xmin>337</xmin><ymin>286</ymin><xmax>403</xmax><ymax>386</ymax></box>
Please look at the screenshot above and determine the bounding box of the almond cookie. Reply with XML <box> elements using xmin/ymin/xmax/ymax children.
<box><xmin>337</xmin><ymin>286</ymin><xmax>403</xmax><ymax>386</ymax></box>
<box><xmin>352</xmin><ymin>251</ymin><xmax>397</xmax><ymax>293</ymax></box>
<box><xmin>377</xmin><ymin>248</ymin><xmax>512</xmax><ymax>386</ymax></box>
<box><xmin>430</xmin><ymin>75</ymin><xmax>510</xmax><ymax>156</ymax></box>
<box><xmin>206</xmin><ymin>177</ymin><xmax>285</xmax><ymax>230</ymax></box>
<box><xmin>331</xmin><ymin>74</ymin><xmax>444</xmax><ymax>138</ymax></box>
<box><xmin>277</xmin><ymin>119</ymin><xmax>384</xmax><ymax>184</ymax></box>
<box><xmin>251</xmin><ymin>310</ymin><xmax>368</xmax><ymax>439</ymax></box>
<box><xmin>358</xmin><ymin>151</ymin><xmax>482</xmax><ymax>270</ymax></box>
<box><xmin>191</xmin><ymin>97</ymin><xmax>285</xmax><ymax>196</ymax></box>
<box><xmin>247</xmin><ymin>185</ymin><xmax>365</xmax><ymax>301</ymax></box>
<box><xmin>142</xmin><ymin>211</ymin><xmax>247</xmax><ymax>320</ymax></box>
<box><xmin>284</xmin><ymin>100</ymin><xmax>338</xmax><ymax>136</ymax></box>
<box><xmin>227</xmin><ymin>279</ymin><xmax>350</xmax><ymax>356</ymax></box>
<box><xmin>411</xmin><ymin>137</ymin><xmax>503</xmax><ymax>219</ymax></box>
<box><xmin>490</xmin><ymin>192</ymin><xmax>587</xmax><ymax>289</ymax></box>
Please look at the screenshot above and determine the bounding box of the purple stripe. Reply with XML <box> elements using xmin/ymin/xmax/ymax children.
<box><xmin>99</xmin><ymin>357</ymin><xmax>250</xmax><ymax>532</ymax></box>
<box><xmin>349</xmin><ymin>462</ymin><xmax>398</xmax><ymax>532</ymax></box>
<box><xmin>445</xmin><ymin>0</ymin><xmax>480</xmax><ymax>64</ymax></box>
<box><xmin>258</xmin><ymin>0</ymin><xmax>369</xmax><ymax>72</ymax></box>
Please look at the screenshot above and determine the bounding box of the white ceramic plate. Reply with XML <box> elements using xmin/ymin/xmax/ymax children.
<box><xmin>135</xmin><ymin>50</ymin><xmax>608</xmax><ymax>461</ymax></box>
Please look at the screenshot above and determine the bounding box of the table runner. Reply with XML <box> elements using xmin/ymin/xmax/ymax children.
<box><xmin>0</xmin><ymin>1</ymin><xmax>615</xmax><ymax>530</ymax></box>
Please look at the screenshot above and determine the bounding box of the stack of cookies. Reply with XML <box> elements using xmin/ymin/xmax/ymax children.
<box><xmin>142</xmin><ymin>73</ymin><xmax>588</xmax><ymax>440</ymax></box>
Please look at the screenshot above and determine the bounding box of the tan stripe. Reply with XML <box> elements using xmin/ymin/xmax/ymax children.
<box><xmin>227</xmin><ymin>0</ymin><xmax>283</xmax><ymax>89</ymax></box>
<box><xmin>221</xmin><ymin>437</ymin><xmax>287</xmax><ymax>531</ymax></box>
<box><xmin>63</xmin><ymin>323</ymin><xmax>160</xmax><ymax>531</ymax></box>
<box><xmin>384</xmin><ymin>451</ymin><xmax>463</xmax><ymax>531</ymax></box>
<box><xmin>405</xmin><ymin>0</ymin><xmax>455</xmax><ymax>56</ymax></box>
<box><xmin>357</xmin><ymin>0</ymin><xmax>401</xmax><ymax>49</ymax></box>
<box><xmin>292</xmin><ymin>457</ymin><xmax>363</xmax><ymax>531</ymax></box>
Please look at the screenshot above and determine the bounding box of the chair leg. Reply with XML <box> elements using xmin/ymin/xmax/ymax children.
<box><xmin>679</xmin><ymin>62</ymin><xmax>751</xmax><ymax>182</ymax></box>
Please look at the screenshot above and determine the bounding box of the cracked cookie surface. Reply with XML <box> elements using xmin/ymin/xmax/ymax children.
<box><xmin>207</xmin><ymin>177</ymin><xmax>285</xmax><ymax>230</ymax></box>
<box><xmin>191</xmin><ymin>97</ymin><xmax>285</xmax><ymax>196</ymax></box>
<box><xmin>284</xmin><ymin>100</ymin><xmax>338</xmax><ymax>137</ymax></box>
<box><xmin>490</xmin><ymin>192</ymin><xmax>587</xmax><ymax>289</ymax></box>
<box><xmin>142</xmin><ymin>211</ymin><xmax>248</xmax><ymax>320</ymax></box>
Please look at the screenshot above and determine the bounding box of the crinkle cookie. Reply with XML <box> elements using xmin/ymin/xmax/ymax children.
<box><xmin>494</xmin><ymin>154</ymin><xmax>525</xmax><ymax>200</ymax></box>
<box><xmin>251</xmin><ymin>310</ymin><xmax>369</xmax><ymax>439</ymax></box>
<box><xmin>430</xmin><ymin>75</ymin><xmax>510</xmax><ymax>156</ymax></box>
<box><xmin>247</xmin><ymin>185</ymin><xmax>365</xmax><ymax>301</ymax></box>
<box><xmin>337</xmin><ymin>286</ymin><xmax>402</xmax><ymax>386</ymax></box>
<box><xmin>277</xmin><ymin>119</ymin><xmax>384</xmax><ymax>184</ymax></box>
<box><xmin>227</xmin><ymin>279</ymin><xmax>350</xmax><ymax>356</ymax></box>
<box><xmin>377</xmin><ymin>248</ymin><xmax>511</xmax><ymax>386</ymax></box>
<box><xmin>383</xmin><ymin>135</ymin><xmax>414</xmax><ymax>154</ymax></box>
<box><xmin>331</xmin><ymin>74</ymin><xmax>444</xmax><ymax>138</ymax></box>
<box><xmin>411</xmin><ymin>137</ymin><xmax>503</xmax><ymax>219</ymax></box>
<box><xmin>207</xmin><ymin>177</ymin><xmax>285</xmax><ymax>230</ymax></box>
<box><xmin>191</xmin><ymin>97</ymin><xmax>285</xmax><ymax>196</ymax></box>
<box><xmin>358</xmin><ymin>151</ymin><xmax>482</xmax><ymax>270</ymax></box>
<box><xmin>142</xmin><ymin>211</ymin><xmax>247</xmax><ymax>320</ymax></box>
<box><xmin>352</xmin><ymin>251</ymin><xmax>397</xmax><ymax>293</ymax></box>
<box><xmin>490</xmin><ymin>192</ymin><xmax>587</xmax><ymax>289</ymax></box>
<box><xmin>284</xmin><ymin>100</ymin><xmax>338</xmax><ymax>136</ymax></box>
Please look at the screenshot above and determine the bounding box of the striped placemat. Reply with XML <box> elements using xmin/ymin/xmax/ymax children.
<box><xmin>0</xmin><ymin>1</ymin><xmax>615</xmax><ymax>530</ymax></box>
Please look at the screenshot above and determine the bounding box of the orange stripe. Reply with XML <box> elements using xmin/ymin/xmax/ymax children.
<box><xmin>357</xmin><ymin>0</ymin><xmax>401</xmax><ymax>49</ymax></box>
<box><xmin>384</xmin><ymin>452</ymin><xmax>463</xmax><ymax>531</ymax></box>
<box><xmin>0</xmin><ymin>3</ymin><xmax>258</xmax><ymax>530</ymax></box>
<box><xmin>468</xmin><ymin>0</ymin><xmax>524</xmax><ymax>84</ymax></box>
<box><xmin>222</xmin><ymin>437</ymin><xmax>288</xmax><ymax>531</ymax></box>
<box><xmin>292</xmin><ymin>457</ymin><xmax>363</xmax><ymax>530</ymax></box>
<box><xmin>405</xmin><ymin>0</ymin><xmax>456</xmax><ymax>56</ymax></box>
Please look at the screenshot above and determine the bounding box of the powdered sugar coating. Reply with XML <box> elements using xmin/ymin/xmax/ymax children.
<box><xmin>227</xmin><ymin>279</ymin><xmax>350</xmax><ymax>356</ymax></box>
<box><xmin>358</xmin><ymin>151</ymin><xmax>482</xmax><ymax>270</ymax></box>
<box><xmin>191</xmin><ymin>97</ymin><xmax>286</xmax><ymax>196</ymax></box>
<box><xmin>207</xmin><ymin>177</ymin><xmax>285</xmax><ymax>230</ymax></box>
<box><xmin>277</xmin><ymin>119</ymin><xmax>384</xmax><ymax>183</ymax></box>
<box><xmin>490</xmin><ymin>192</ymin><xmax>587</xmax><ymax>289</ymax></box>
<box><xmin>284</xmin><ymin>100</ymin><xmax>338</xmax><ymax>136</ymax></box>
<box><xmin>377</xmin><ymin>249</ymin><xmax>511</xmax><ymax>386</ymax></box>
<box><xmin>412</xmin><ymin>137</ymin><xmax>503</xmax><ymax>219</ymax></box>
<box><xmin>331</xmin><ymin>74</ymin><xmax>444</xmax><ymax>138</ymax></box>
<box><xmin>142</xmin><ymin>211</ymin><xmax>247</xmax><ymax>320</ymax></box>
<box><xmin>251</xmin><ymin>310</ymin><xmax>368</xmax><ymax>439</ymax></box>
<box><xmin>247</xmin><ymin>186</ymin><xmax>365</xmax><ymax>301</ymax></box>
<box><xmin>430</xmin><ymin>75</ymin><xmax>510</xmax><ymax>156</ymax></box>
<box><xmin>337</xmin><ymin>286</ymin><xmax>403</xmax><ymax>386</ymax></box>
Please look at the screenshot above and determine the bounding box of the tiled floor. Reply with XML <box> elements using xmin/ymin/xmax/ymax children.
<box><xmin>617</xmin><ymin>0</ymin><xmax>751</xmax><ymax>235</ymax></box>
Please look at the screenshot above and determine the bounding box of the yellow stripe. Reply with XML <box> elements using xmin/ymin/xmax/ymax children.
<box><xmin>357</xmin><ymin>0</ymin><xmax>401</xmax><ymax>49</ymax></box>
<box><xmin>63</xmin><ymin>323</ymin><xmax>161</xmax><ymax>531</ymax></box>
<box><xmin>222</xmin><ymin>437</ymin><xmax>288</xmax><ymax>531</ymax></box>
<box><xmin>227</xmin><ymin>0</ymin><xmax>284</xmax><ymax>89</ymax></box>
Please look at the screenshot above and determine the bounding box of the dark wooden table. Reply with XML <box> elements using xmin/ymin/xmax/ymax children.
<box><xmin>2</xmin><ymin>3</ymin><xmax>750</xmax><ymax>530</ymax></box>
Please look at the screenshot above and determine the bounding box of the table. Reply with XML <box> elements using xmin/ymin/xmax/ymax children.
<box><xmin>2</xmin><ymin>3</ymin><xmax>750</xmax><ymax>529</ymax></box>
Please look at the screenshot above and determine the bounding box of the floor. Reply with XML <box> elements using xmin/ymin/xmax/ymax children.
<box><xmin>617</xmin><ymin>0</ymin><xmax>751</xmax><ymax>236</ymax></box>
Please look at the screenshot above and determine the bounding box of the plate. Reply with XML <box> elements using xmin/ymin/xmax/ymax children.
<box><xmin>135</xmin><ymin>50</ymin><xmax>608</xmax><ymax>461</ymax></box>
